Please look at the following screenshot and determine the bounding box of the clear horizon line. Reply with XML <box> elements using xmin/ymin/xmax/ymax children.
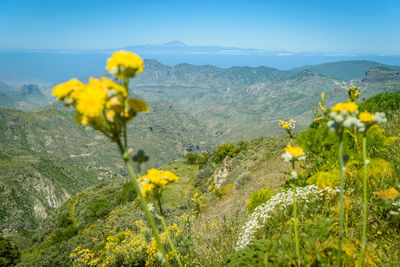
<box><xmin>0</xmin><ymin>41</ymin><xmax>400</xmax><ymax>57</ymax></box>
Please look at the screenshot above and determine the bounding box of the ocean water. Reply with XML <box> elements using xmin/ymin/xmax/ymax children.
<box><xmin>0</xmin><ymin>51</ymin><xmax>399</xmax><ymax>82</ymax></box>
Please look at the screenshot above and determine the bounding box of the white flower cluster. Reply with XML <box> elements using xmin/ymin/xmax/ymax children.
<box><xmin>327</xmin><ymin>110</ymin><xmax>364</xmax><ymax>132</ymax></box>
<box><xmin>390</xmin><ymin>199</ymin><xmax>400</xmax><ymax>216</ymax></box>
<box><xmin>281</xmin><ymin>152</ymin><xmax>306</xmax><ymax>163</ymax></box>
<box><xmin>235</xmin><ymin>185</ymin><xmax>339</xmax><ymax>250</ymax></box>
<box><xmin>358</xmin><ymin>112</ymin><xmax>387</xmax><ymax>132</ymax></box>
<box><xmin>371</xmin><ymin>112</ymin><xmax>387</xmax><ymax>124</ymax></box>
<box><xmin>279</xmin><ymin>119</ymin><xmax>296</xmax><ymax>130</ymax></box>
<box><xmin>328</xmin><ymin>110</ymin><xmax>387</xmax><ymax>133</ymax></box>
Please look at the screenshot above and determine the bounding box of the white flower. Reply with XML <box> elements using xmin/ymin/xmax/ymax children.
<box><xmin>288</xmin><ymin>119</ymin><xmax>296</xmax><ymax>129</ymax></box>
<box><xmin>372</xmin><ymin>112</ymin><xmax>387</xmax><ymax>124</ymax></box>
<box><xmin>235</xmin><ymin>185</ymin><xmax>339</xmax><ymax>250</ymax></box>
<box><xmin>291</xmin><ymin>171</ymin><xmax>298</xmax><ymax>179</ymax></box>
<box><xmin>327</xmin><ymin>120</ymin><xmax>336</xmax><ymax>131</ymax></box>
<box><xmin>329</xmin><ymin>109</ymin><xmax>362</xmax><ymax>130</ymax></box>
<box><xmin>281</xmin><ymin>152</ymin><xmax>292</xmax><ymax>163</ymax></box>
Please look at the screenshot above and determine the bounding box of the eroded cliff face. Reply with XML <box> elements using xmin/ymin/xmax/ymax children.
<box><xmin>0</xmin><ymin>161</ymin><xmax>88</xmax><ymax>229</ymax></box>
<box><xmin>30</xmin><ymin>173</ymin><xmax>71</xmax><ymax>220</ymax></box>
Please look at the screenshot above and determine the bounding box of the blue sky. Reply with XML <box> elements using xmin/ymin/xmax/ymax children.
<box><xmin>0</xmin><ymin>0</ymin><xmax>399</xmax><ymax>54</ymax></box>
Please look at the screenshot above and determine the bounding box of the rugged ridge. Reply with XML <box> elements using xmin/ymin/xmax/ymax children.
<box><xmin>0</xmin><ymin>99</ymin><xmax>213</xmax><ymax>228</ymax></box>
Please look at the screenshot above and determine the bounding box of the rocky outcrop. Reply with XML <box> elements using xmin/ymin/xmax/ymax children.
<box><xmin>213</xmin><ymin>156</ymin><xmax>233</xmax><ymax>188</ymax></box>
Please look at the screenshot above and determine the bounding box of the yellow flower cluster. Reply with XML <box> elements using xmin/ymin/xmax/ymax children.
<box><xmin>70</xmin><ymin>247</ymin><xmax>98</xmax><ymax>266</ymax></box>
<box><xmin>347</xmin><ymin>85</ymin><xmax>361</xmax><ymax>102</ymax></box>
<box><xmin>374</xmin><ymin>188</ymin><xmax>400</xmax><ymax>201</ymax></box>
<box><xmin>106</xmin><ymin>50</ymin><xmax>143</xmax><ymax>79</ymax></box>
<box><xmin>359</xmin><ymin>111</ymin><xmax>375</xmax><ymax>122</ymax></box>
<box><xmin>70</xmin><ymin>219</ymin><xmax>184</xmax><ymax>266</ymax></box>
<box><xmin>279</xmin><ymin>119</ymin><xmax>296</xmax><ymax>131</ymax></box>
<box><xmin>52</xmin><ymin>51</ymin><xmax>148</xmax><ymax>136</ymax></box>
<box><xmin>280</xmin><ymin>121</ymin><xmax>289</xmax><ymax>129</ymax></box>
<box><xmin>139</xmin><ymin>169</ymin><xmax>179</xmax><ymax>197</ymax></box>
<box><xmin>347</xmin><ymin>85</ymin><xmax>360</xmax><ymax>102</ymax></box>
<box><xmin>285</xmin><ymin>145</ymin><xmax>304</xmax><ymax>157</ymax></box>
<box><xmin>331</xmin><ymin>102</ymin><xmax>358</xmax><ymax>114</ymax></box>
<box><xmin>282</xmin><ymin>144</ymin><xmax>305</xmax><ymax>163</ymax></box>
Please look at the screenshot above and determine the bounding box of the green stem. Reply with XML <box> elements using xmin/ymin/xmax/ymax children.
<box><xmin>291</xmin><ymin>160</ymin><xmax>300</xmax><ymax>265</ymax></box>
<box><xmin>160</xmin><ymin>216</ymin><xmax>183</xmax><ymax>267</ymax></box>
<box><xmin>116</xmin><ymin>138</ymin><xmax>169</xmax><ymax>266</ymax></box>
<box><xmin>292</xmin><ymin>184</ymin><xmax>300</xmax><ymax>266</ymax></box>
<box><xmin>358</xmin><ymin>136</ymin><xmax>368</xmax><ymax>266</ymax></box>
<box><xmin>122</xmin><ymin>79</ymin><xmax>130</xmax><ymax>149</ymax></box>
<box><xmin>157</xmin><ymin>194</ymin><xmax>164</xmax><ymax>217</ymax></box>
<box><xmin>124</xmin><ymin>160</ymin><xmax>170</xmax><ymax>266</ymax></box>
<box><xmin>337</xmin><ymin>136</ymin><xmax>344</xmax><ymax>267</ymax></box>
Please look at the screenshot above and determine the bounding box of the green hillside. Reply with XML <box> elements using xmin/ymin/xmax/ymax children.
<box><xmin>133</xmin><ymin>63</ymin><xmax>400</xmax><ymax>141</ymax></box>
<box><xmin>15</xmin><ymin>88</ymin><xmax>400</xmax><ymax>266</ymax></box>
<box><xmin>0</xmin><ymin>100</ymin><xmax>213</xmax><ymax>229</ymax></box>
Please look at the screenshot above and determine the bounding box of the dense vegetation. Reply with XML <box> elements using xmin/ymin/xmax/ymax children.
<box><xmin>1</xmin><ymin>58</ymin><xmax>400</xmax><ymax>265</ymax></box>
<box><xmin>0</xmin><ymin>99</ymin><xmax>212</xmax><ymax>228</ymax></box>
<box><xmin>11</xmin><ymin>86</ymin><xmax>399</xmax><ymax>266</ymax></box>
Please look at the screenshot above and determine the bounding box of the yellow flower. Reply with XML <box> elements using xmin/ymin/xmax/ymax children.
<box><xmin>314</xmin><ymin>116</ymin><xmax>323</xmax><ymax>122</ymax></box>
<box><xmin>76</xmin><ymin>78</ymin><xmax>107</xmax><ymax>118</ymax></box>
<box><xmin>102</xmin><ymin>77</ymin><xmax>128</xmax><ymax>97</ymax></box>
<box><xmin>52</xmin><ymin>78</ymin><xmax>84</xmax><ymax>100</ymax></box>
<box><xmin>106</xmin><ymin>110</ymin><xmax>116</xmax><ymax>122</ymax></box>
<box><xmin>141</xmin><ymin>183</ymin><xmax>155</xmax><ymax>197</ymax></box>
<box><xmin>359</xmin><ymin>111</ymin><xmax>375</xmax><ymax>122</ymax></box>
<box><xmin>128</xmin><ymin>98</ymin><xmax>149</xmax><ymax>113</ymax></box>
<box><xmin>140</xmin><ymin>169</ymin><xmax>179</xmax><ymax>188</ymax></box>
<box><xmin>106</xmin><ymin>96</ymin><xmax>123</xmax><ymax>113</ymax></box>
<box><xmin>163</xmin><ymin>170</ymin><xmax>179</xmax><ymax>182</ymax></box>
<box><xmin>106</xmin><ymin>50</ymin><xmax>143</xmax><ymax>79</ymax></box>
<box><xmin>331</xmin><ymin>102</ymin><xmax>358</xmax><ymax>114</ymax></box>
<box><xmin>285</xmin><ymin>145</ymin><xmax>303</xmax><ymax>157</ymax></box>
<box><xmin>374</xmin><ymin>188</ymin><xmax>400</xmax><ymax>201</ymax></box>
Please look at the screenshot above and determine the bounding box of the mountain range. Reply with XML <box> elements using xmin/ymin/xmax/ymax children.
<box><xmin>0</xmin><ymin>59</ymin><xmax>399</xmax><ymax>228</ymax></box>
<box><xmin>0</xmin><ymin>100</ymin><xmax>212</xmax><ymax>228</ymax></box>
<box><xmin>132</xmin><ymin>60</ymin><xmax>400</xmax><ymax>141</ymax></box>
<box><xmin>1</xmin><ymin>41</ymin><xmax>400</xmax><ymax>82</ymax></box>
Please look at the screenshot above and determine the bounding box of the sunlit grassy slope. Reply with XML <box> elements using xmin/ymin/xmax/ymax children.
<box><xmin>0</xmin><ymin>99</ymin><xmax>213</xmax><ymax>228</ymax></box>
<box><xmin>17</xmin><ymin>88</ymin><xmax>400</xmax><ymax>266</ymax></box>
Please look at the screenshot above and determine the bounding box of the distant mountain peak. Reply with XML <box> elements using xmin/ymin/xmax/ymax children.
<box><xmin>161</xmin><ymin>41</ymin><xmax>187</xmax><ymax>47</ymax></box>
<box><xmin>15</xmin><ymin>84</ymin><xmax>44</xmax><ymax>97</ymax></box>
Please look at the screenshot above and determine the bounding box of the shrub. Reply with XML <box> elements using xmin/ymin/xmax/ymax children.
<box><xmin>195</xmin><ymin>166</ymin><xmax>214</xmax><ymax>190</ymax></box>
<box><xmin>51</xmin><ymin>225</ymin><xmax>78</xmax><ymax>244</ymax></box>
<box><xmin>214</xmin><ymin>184</ymin><xmax>233</xmax><ymax>198</ymax></box>
<box><xmin>57</xmin><ymin>212</ymin><xmax>75</xmax><ymax>228</ymax></box>
<box><xmin>233</xmin><ymin>172</ymin><xmax>251</xmax><ymax>189</ymax></box>
<box><xmin>227</xmin><ymin>217</ymin><xmax>372</xmax><ymax>266</ymax></box>
<box><xmin>307</xmin><ymin>170</ymin><xmax>340</xmax><ymax>188</ymax></box>
<box><xmin>213</xmin><ymin>142</ymin><xmax>240</xmax><ymax>163</ymax></box>
<box><xmin>88</xmin><ymin>199</ymin><xmax>112</xmax><ymax>220</ymax></box>
<box><xmin>0</xmin><ymin>235</ymin><xmax>20</xmax><ymax>266</ymax></box>
<box><xmin>117</xmin><ymin>182</ymin><xmax>137</xmax><ymax>204</ymax></box>
<box><xmin>246</xmin><ymin>185</ymin><xmax>276</xmax><ymax>213</ymax></box>
<box><xmin>184</xmin><ymin>153</ymin><xmax>201</xmax><ymax>164</ymax></box>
